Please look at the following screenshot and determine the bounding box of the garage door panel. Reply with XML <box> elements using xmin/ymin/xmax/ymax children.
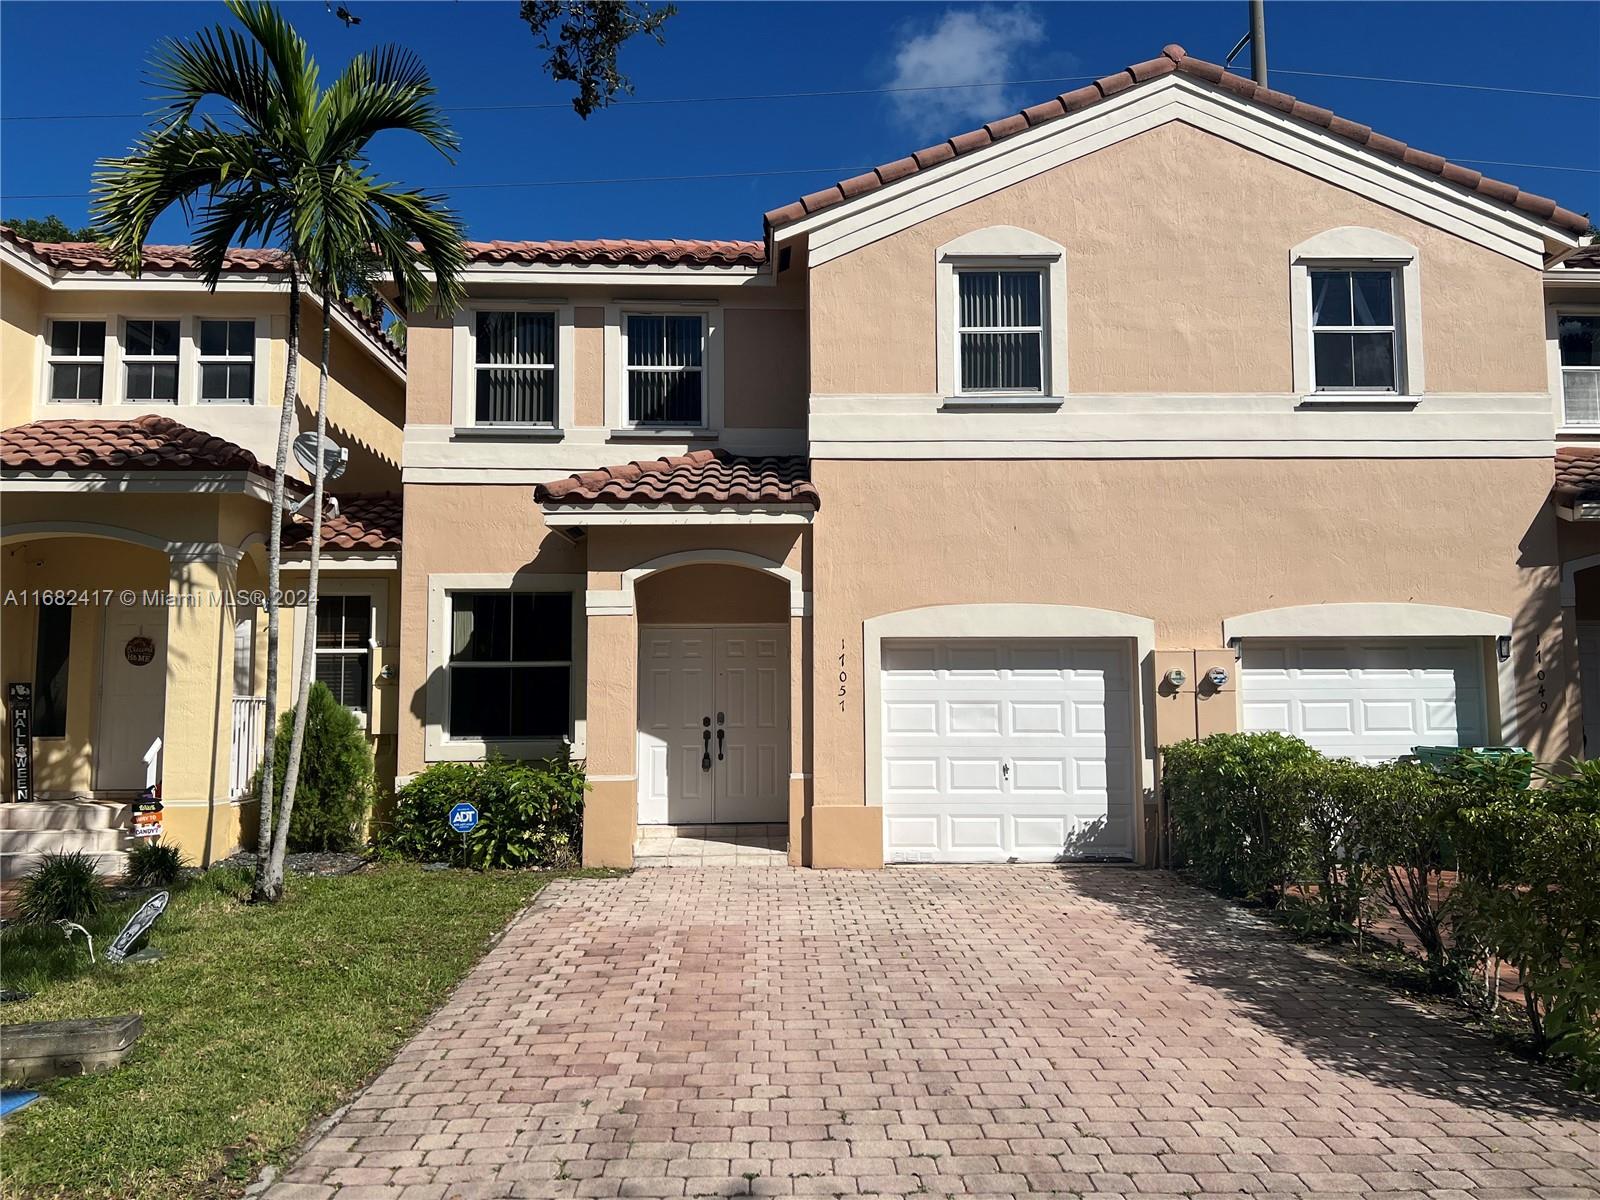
<box><xmin>1242</xmin><ymin>638</ymin><xmax>1486</xmax><ymax>761</ymax></box>
<box><xmin>881</xmin><ymin>637</ymin><xmax>1134</xmax><ymax>862</ymax></box>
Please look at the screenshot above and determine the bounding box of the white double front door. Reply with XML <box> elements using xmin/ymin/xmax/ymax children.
<box><xmin>637</xmin><ymin>625</ymin><xmax>789</xmax><ymax>824</ymax></box>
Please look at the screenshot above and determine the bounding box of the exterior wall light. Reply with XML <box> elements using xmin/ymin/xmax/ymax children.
<box><xmin>1496</xmin><ymin>635</ymin><xmax>1512</xmax><ymax>663</ymax></box>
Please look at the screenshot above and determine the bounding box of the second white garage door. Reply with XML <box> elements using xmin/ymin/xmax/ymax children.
<box><xmin>1240</xmin><ymin>638</ymin><xmax>1487</xmax><ymax>762</ymax></box>
<box><xmin>880</xmin><ymin>638</ymin><xmax>1134</xmax><ymax>862</ymax></box>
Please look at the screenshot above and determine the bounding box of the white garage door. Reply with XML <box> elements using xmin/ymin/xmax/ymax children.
<box><xmin>880</xmin><ymin>638</ymin><xmax>1134</xmax><ymax>862</ymax></box>
<box><xmin>1240</xmin><ymin>638</ymin><xmax>1486</xmax><ymax>762</ymax></box>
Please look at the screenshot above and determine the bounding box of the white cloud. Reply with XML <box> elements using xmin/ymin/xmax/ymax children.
<box><xmin>885</xmin><ymin>6</ymin><xmax>1050</xmax><ymax>140</ymax></box>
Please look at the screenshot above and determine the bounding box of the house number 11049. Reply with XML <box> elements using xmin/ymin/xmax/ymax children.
<box><xmin>838</xmin><ymin>640</ymin><xmax>848</xmax><ymax>711</ymax></box>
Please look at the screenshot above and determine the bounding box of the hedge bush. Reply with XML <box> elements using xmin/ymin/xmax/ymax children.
<box><xmin>1162</xmin><ymin>732</ymin><xmax>1322</xmax><ymax>903</ymax></box>
<box><xmin>1453</xmin><ymin>760</ymin><xmax>1600</xmax><ymax>1085</ymax></box>
<box><xmin>381</xmin><ymin>755</ymin><xmax>585</xmax><ymax>869</ymax></box>
<box><xmin>262</xmin><ymin>681</ymin><xmax>374</xmax><ymax>851</ymax></box>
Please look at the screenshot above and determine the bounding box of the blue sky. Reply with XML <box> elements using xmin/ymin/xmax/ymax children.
<box><xmin>2</xmin><ymin>1</ymin><xmax>1596</xmax><ymax>244</ymax></box>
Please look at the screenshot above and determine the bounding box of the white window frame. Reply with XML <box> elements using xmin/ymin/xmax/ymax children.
<box><xmin>934</xmin><ymin>226</ymin><xmax>1067</xmax><ymax>405</ymax></box>
<box><xmin>451</xmin><ymin>302</ymin><xmax>575</xmax><ymax>432</ymax></box>
<box><xmin>1307</xmin><ymin>267</ymin><xmax>1400</xmax><ymax>393</ymax></box>
<box><xmin>313</xmin><ymin>593</ymin><xmax>375</xmax><ymax>717</ymax></box>
<box><xmin>44</xmin><ymin>316</ymin><xmax>111</xmax><ymax>404</ymax></box>
<box><xmin>196</xmin><ymin>317</ymin><xmax>258</xmax><ymax>404</ymax></box>
<box><xmin>1290</xmin><ymin>227</ymin><xmax>1424</xmax><ymax>401</ymax></box>
<box><xmin>121</xmin><ymin>317</ymin><xmax>183</xmax><ymax>405</ymax></box>
<box><xmin>1552</xmin><ymin>306</ymin><xmax>1600</xmax><ymax>430</ymax></box>
<box><xmin>423</xmin><ymin>572</ymin><xmax>586</xmax><ymax>761</ymax></box>
<box><xmin>604</xmin><ymin>302</ymin><xmax>724</xmax><ymax>435</ymax></box>
<box><xmin>621</xmin><ymin>311</ymin><xmax>708</xmax><ymax>428</ymax></box>
<box><xmin>953</xmin><ymin>267</ymin><xmax>1047</xmax><ymax>397</ymax></box>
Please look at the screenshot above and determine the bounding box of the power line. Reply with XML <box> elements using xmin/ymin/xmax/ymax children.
<box><xmin>1273</xmin><ymin>67</ymin><xmax>1600</xmax><ymax>103</ymax></box>
<box><xmin>4</xmin><ymin>65</ymin><xmax>1598</xmax><ymax>124</ymax></box>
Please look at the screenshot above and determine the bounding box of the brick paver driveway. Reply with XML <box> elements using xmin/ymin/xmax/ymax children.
<box><xmin>267</xmin><ymin>868</ymin><xmax>1600</xmax><ymax>1200</ymax></box>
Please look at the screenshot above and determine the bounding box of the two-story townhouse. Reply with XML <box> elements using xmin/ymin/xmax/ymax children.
<box><xmin>395</xmin><ymin>43</ymin><xmax>1591</xmax><ymax>870</ymax></box>
<box><xmin>0</xmin><ymin>227</ymin><xmax>408</xmax><ymax>873</ymax></box>
<box><xmin>1548</xmin><ymin>245</ymin><xmax>1600</xmax><ymax>753</ymax></box>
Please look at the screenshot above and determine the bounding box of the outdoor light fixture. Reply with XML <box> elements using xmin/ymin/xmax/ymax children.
<box><xmin>1496</xmin><ymin>635</ymin><xmax>1512</xmax><ymax>663</ymax></box>
<box><xmin>1164</xmin><ymin>667</ymin><xmax>1188</xmax><ymax>688</ymax></box>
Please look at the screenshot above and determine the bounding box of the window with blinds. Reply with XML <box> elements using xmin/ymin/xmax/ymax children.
<box><xmin>626</xmin><ymin>314</ymin><xmax>704</xmax><ymax>425</ymax></box>
<box><xmin>1561</xmin><ymin>314</ymin><xmax>1600</xmax><ymax>426</ymax></box>
<box><xmin>956</xmin><ymin>270</ymin><xmax>1044</xmax><ymax>394</ymax></box>
<box><xmin>314</xmin><ymin>596</ymin><xmax>372</xmax><ymax>713</ymax></box>
<box><xmin>475</xmin><ymin>311</ymin><xmax>557</xmax><ymax>425</ymax></box>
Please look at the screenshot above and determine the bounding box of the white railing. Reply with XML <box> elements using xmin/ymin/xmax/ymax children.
<box><xmin>230</xmin><ymin>696</ymin><xmax>269</xmax><ymax>799</ymax></box>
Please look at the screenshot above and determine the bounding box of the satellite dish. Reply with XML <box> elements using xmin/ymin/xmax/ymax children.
<box><xmin>292</xmin><ymin>432</ymin><xmax>348</xmax><ymax>482</ymax></box>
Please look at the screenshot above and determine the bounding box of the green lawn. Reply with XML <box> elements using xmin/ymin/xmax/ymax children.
<box><xmin>0</xmin><ymin>863</ymin><xmax>594</xmax><ymax>1200</ymax></box>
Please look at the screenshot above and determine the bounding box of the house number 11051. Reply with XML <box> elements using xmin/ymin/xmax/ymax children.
<box><xmin>838</xmin><ymin>640</ymin><xmax>848</xmax><ymax>711</ymax></box>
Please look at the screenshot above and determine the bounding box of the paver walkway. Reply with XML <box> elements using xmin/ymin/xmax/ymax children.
<box><xmin>265</xmin><ymin>868</ymin><xmax>1600</xmax><ymax>1200</ymax></box>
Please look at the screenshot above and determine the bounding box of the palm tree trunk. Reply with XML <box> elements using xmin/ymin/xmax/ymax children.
<box><xmin>266</xmin><ymin>289</ymin><xmax>333</xmax><ymax>898</ymax></box>
<box><xmin>251</xmin><ymin>265</ymin><xmax>301</xmax><ymax>903</ymax></box>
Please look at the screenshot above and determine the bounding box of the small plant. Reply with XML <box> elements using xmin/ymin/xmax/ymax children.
<box><xmin>381</xmin><ymin>754</ymin><xmax>586</xmax><ymax>869</ymax></box>
<box><xmin>125</xmin><ymin>839</ymin><xmax>188</xmax><ymax>887</ymax></box>
<box><xmin>260</xmin><ymin>681</ymin><xmax>375</xmax><ymax>852</ymax></box>
<box><xmin>19</xmin><ymin>850</ymin><xmax>107</xmax><ymax>925</ymax></box>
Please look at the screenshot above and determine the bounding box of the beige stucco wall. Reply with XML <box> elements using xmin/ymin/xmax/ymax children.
<box><xmin>296</xmin><ymin>297</ymin><xmax>406</xmax><ymax>492</ymax></box>
<box><xmin>636</xmin><ymin>564</ymin><xmax>790</xmax><ymax>625</ymax></box>
<box><xmin>809</xmin><ymin>120</ymin><xmax>1547</xmax><ymax>396</ymax></box>
<box><xmin>809</xmin><ymin>457</ymin><xmax>1570</xmax><ymax>826</ymax></box>
<box><xmin>402</xmin><ymin>278</ymin><xmax>809</xmax><ymax>434</ymax></box>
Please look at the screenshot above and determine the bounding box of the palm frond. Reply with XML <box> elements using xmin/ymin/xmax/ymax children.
<box><xmin>314</xmin><ymin>43</ymin><xmax>459</xmax><ymax>162</ymax></box>
<box><xmin>225</xmin><ymin>0</ymin><xmax>318</xmax><ymax>130</ymax></box>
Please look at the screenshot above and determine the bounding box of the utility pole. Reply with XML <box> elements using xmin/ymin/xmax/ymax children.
<box><xmin>1250</xmin><ymin>0</ymin><xmax>1269</xmax><ymax>87</ymax></box>
<box><xmin>1227</xmin><ymin>1</ymin><xmax>1270</xmax><ymax>86</ymax></box>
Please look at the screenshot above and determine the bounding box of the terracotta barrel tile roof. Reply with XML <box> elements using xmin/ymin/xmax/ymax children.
<box><xmin>1562</xmin><ymin>244</ymin><xmax>1600</xmax><ymax>270</ymax></box>
<box><xmin>1555</xmin><ymin>446</ymin><xmax>1600</xmax><ymax>502</ymax></box>
<box><xmin>535</xmin><ymin>449</ymin><xmax>818</xmax><ymax>508</ymax></box>
<box><xmin>0</xmin><ymin>415</ymin><xmax>290</xmax><ymax>485</ymax></box>
<box><xmin>464</xmin><ymin>239</ymin><xmax>766</xmax><ymax>268</ymax></box>
<box><xmin>763</xmin><ymin>43</ymin><xmax>1590</xmax><ymax>237</ymax></box>
<box><xmin>283</xmin><ymin>492</ymin><xmax>402</xmax><ymax>552</ymax></box>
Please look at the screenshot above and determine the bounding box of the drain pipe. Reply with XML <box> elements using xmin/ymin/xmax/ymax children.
<box><xmin>1250</xmin><ymin>0</ymin><xmax>1269</xmax><ymax>86</ymax></box>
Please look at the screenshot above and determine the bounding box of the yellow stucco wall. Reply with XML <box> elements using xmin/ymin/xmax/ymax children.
<box><xmin>1</xmin><ymin>265</ymin><xmax>46</xmax><ymax>429</ymax></box>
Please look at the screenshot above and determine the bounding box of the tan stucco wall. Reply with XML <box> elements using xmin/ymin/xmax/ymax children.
<box><xmin>722</xmin><ymin>306</ymin><xmax>808</xmax><ymax>429</ymax></box>
<box><xmin>574</xmin><ymin>306</ymin><xmax>605</xmax><ymax>428</ymax></box>
<box><xmin>809</xmin><ymin>457</ymin><xmax>1569</xmax><ymax>825</ymax></box>
<box><xmin>809</xmin><ymin>120</ymin><xmax>1547</xmax><ymax>396</ymax></box>
<box><xmin>636</xmin><ymin>564</ymin><xmax>790</xmax><ymax>624</ymax></box>
<box><xmin>296</xmin><ymin>297</ymin><xmax>406</xmax><ymax>493</ymax></box>
<box><xmin>401</xmin><ymin>316</ymin><xmax>453</xmax><ymax>428</ymax></box>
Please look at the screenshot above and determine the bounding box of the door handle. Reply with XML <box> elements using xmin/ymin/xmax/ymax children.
<box><xmin>701</xmin><ymin>720</ymin><xmax>712</xmax><ymax>771</ymax></box>
<box><xmin>716</xmin><ymin>728</ymin><xmax>725</xmax><ymax>761</ymax></box>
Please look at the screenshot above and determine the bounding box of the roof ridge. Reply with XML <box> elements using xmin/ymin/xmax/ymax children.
<box><xmin>763</xmin><ymin>42</ymin><xmax>1589</xmax><ymax>237</ymax></box>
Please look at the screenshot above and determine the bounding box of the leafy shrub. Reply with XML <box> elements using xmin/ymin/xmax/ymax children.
<box><xmin>1163</xmin><ymin>732</ymin><xmax>1323</xmax><ymax>903</ymax></box>
<box><xmin>381</xmin><ymin>754</ymin><xmax>585</xmax><ymax>869</ymax></box>
<box><xmin>125</xmin><ymin>838</ymin><xmax>189</xmax><ymax>887</ymax></box>
<box><xmin>1454</xmin><ymin>764</ymin><xmax>1600</xmax><ymax>1087</ymax></box>
<box><xmin>19</xmin><ymin>850</ymin><xmax>107</xmax><ymax>925</ymax></box>
<box><xmin>262</xmin><ymin>681</ymin><xmax>374</xmax><ymax>852</ymax></box>
<box><xmin>1280</xmin><ymin>756</ymin><xmax>1381</xmax><ymax>930</ymax></box>
<box><xmin>1359</xmin><ymin>760</ymin><xmax>1474</xmax><ymax>984</ymax></box>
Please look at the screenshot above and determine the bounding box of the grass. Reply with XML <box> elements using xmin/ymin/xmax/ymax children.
<box><xmin>0</xmin><ymin>862</ymin><xmax>596</xmax><ymax>1200</ymax></box>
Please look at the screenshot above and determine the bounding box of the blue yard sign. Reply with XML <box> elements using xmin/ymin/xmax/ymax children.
<box><xmin>448</xmin><ymin>802</ymin><xmax>479</xmax><ymax>834</ymax></box>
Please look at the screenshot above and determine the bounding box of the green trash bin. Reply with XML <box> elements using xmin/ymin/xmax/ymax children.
<box><xmin>1412</xmin><ymin>745</ymin><xmax>1534</xmax><ymax>788</ymax></box>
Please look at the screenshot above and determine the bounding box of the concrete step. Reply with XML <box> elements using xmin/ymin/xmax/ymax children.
<box><xmin>0</xmin><ymin>827</ymin><xmax>129</xmax><ymax>855</ymax></box>
<box><xmin>0</xmin><ymin>850</ymin><xmax>129</xmax><ymax>882</ymax></box>
<box><xmin>0</xmin><ymin>801</ymin><xmax>131</xmax><ymax>833</ymax></box>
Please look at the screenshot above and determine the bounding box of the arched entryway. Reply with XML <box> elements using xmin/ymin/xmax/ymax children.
<box><xmin>632</xmin><ymin>562</ymin><xmax>791</xmax><ymax>863</ymax></box>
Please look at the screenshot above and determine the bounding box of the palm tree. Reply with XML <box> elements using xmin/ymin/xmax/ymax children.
<box><xmin>94</xmin><ymin>0</ymin><xmax>466</xmax><ymax>902</ymax></box>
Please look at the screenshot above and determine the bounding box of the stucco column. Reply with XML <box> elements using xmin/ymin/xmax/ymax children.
<box><xmin>582</xmin><ymin>602</ymin><xmax>637</xmax><ymax>867</ymax></box>
<box><xmin>788</xmin><ymin>610</ymin><xmax>811</xmax><ymax>865</ymax></box>
<box><xmin>160</xmin><ymin>547</ymin><xmax>238</xmax><ymax>867</ymax></box>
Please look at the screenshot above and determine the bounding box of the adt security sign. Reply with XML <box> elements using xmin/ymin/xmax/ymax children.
<box><xmin>448</xmin><ymin>803</ymin><xmax>479</xmax><ymax>834</ymax></box>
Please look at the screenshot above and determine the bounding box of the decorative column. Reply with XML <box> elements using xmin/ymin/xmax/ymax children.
<box><xmin>161</xmin><ymin>545</ymin><xmax>239</xmax><ymax>866</ymax></box>
<box><xmin>582</xmin><ymin>576</ymin><xmax>637</xmax><ymax>867</ymax></box>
